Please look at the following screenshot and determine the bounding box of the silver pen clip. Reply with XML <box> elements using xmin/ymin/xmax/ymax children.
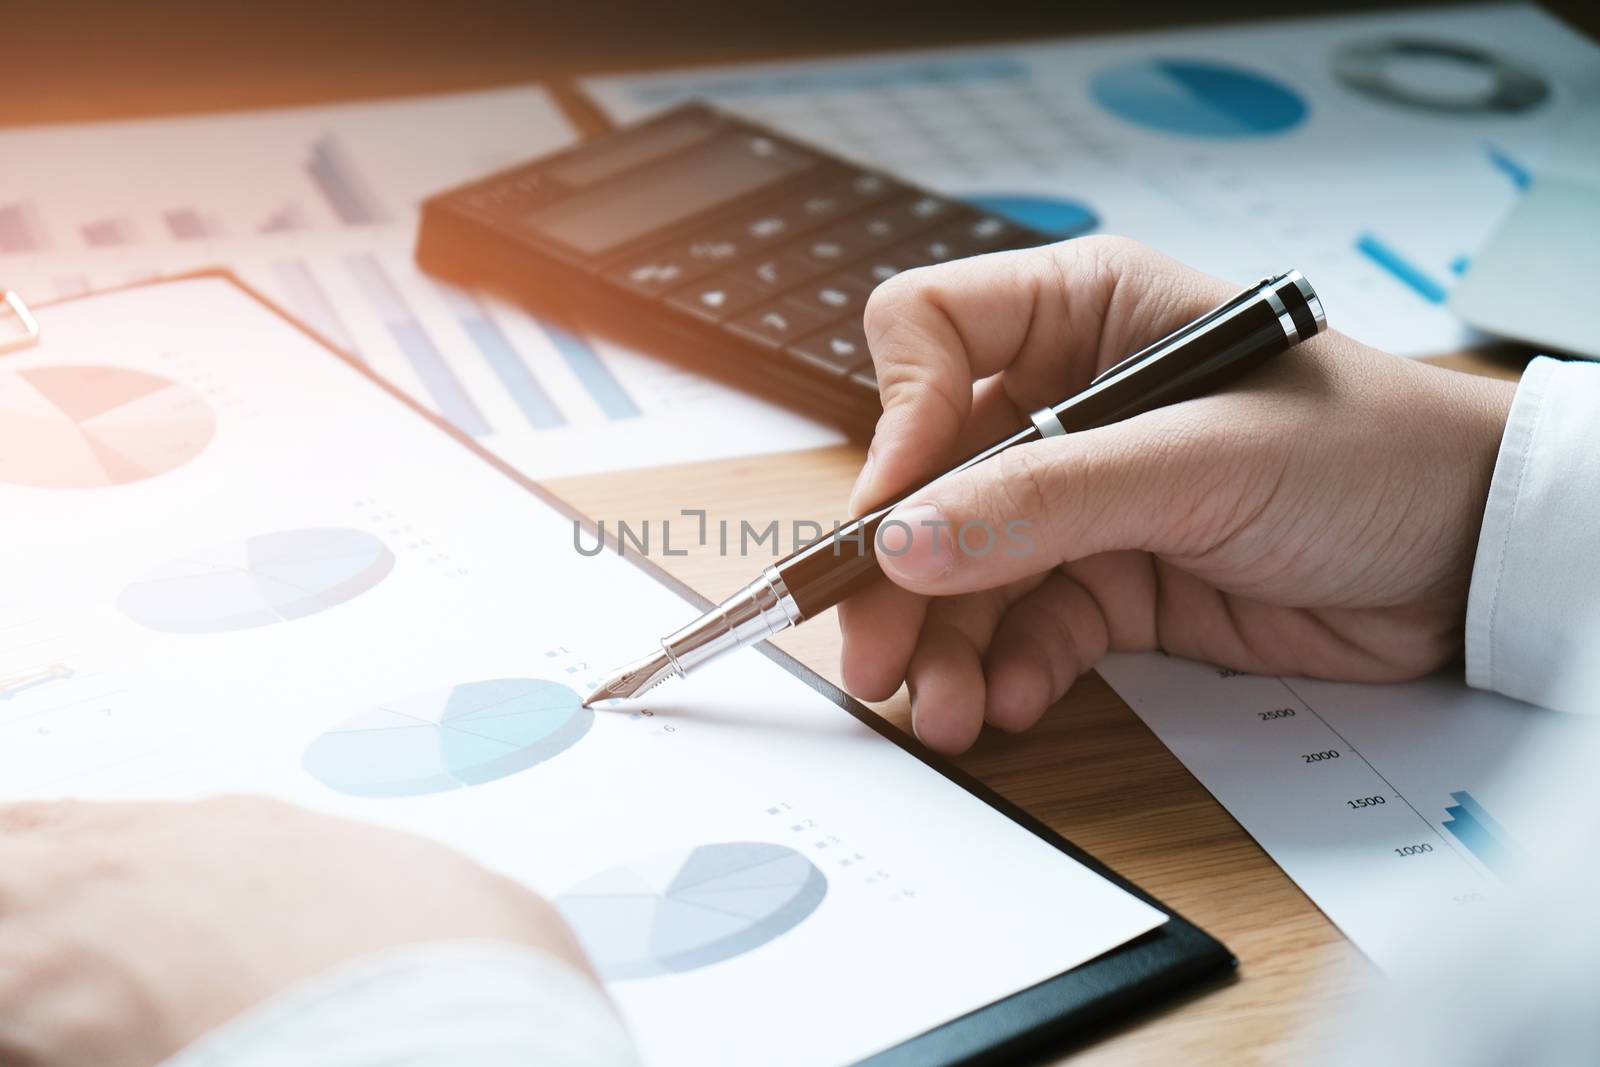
<box><xmin>0</xmin><ymin>290</ymin><xmax>41</xmax><ymax>356</ymax></box>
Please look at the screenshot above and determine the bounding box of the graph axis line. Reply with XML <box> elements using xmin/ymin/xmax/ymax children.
<box><xmin>1276</xmin><ymin>677</ymin><xmax>1460</xmax><ymax>855</ymax></box>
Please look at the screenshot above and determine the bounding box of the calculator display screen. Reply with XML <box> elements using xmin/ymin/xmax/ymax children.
<box><xmin>524</xmin><ymin>132</ymin><xmax>816</xmax><ymax>258</ymax></box>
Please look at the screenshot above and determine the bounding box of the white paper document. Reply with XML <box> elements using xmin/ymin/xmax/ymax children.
<box><xmin>0</xmin><ymin>88</ymin><xmax>843</xmax><ymax>477</ymax></box>
<box><xmin>584</xmin><ymin>3</ymin><xmax>1600</xmax><ymax>358</ymax></box>
<box><xmin>1096</xmin><ymin>653</ymin><xmax>1586</xmax><ymax>972</ymax></box>
<box><xmin>0</xmin><ymin>277</ymin><xmax>1164</xmax><ymax>1066</ymax></box>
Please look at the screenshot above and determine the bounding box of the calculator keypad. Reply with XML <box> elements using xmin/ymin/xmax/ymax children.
<box><xmin>425</xmin><ymin>103</ymin><xmax>1056</xmax><ymax>427</ymax></box>
<box><xmin>593</xmin><ymin>152</ymin><xmax>1043</xmax><ymax>389</ymax></box>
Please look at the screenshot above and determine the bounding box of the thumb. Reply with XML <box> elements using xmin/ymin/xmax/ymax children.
<box><xmin>875</xmin><ymin>403</ymin><xmax>1247</xmax><ymax>595</ymax></box>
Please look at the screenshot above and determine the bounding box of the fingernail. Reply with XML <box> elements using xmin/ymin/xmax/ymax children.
<box><xmin>880</xmin><ymin>503</ymin><xmax>955</xmax><ymax>582</ymax></box>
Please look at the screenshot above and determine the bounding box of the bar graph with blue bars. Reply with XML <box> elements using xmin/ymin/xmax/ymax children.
<box><xmin>260</xmin><ymin>203</ymin><xmax>308</xmax><ymax>234</ymax></box>
<box><xmin>437</xmin><ymin>286</ymin><xmax>566</xmax><ymax>430</ymax></box>
<box><xmin>307</xmin><ymin>135</ymin><xmax>389</xmax><ymax>227</ymax></box>
<box><xmin>275</xmin><ymin>259</ymin><xmax>359</xmax><ymax>360</ymax></box>
<box><xmin>1355</xmin><ymin>232</ymin><xmax>1447</xmax><ymax>304</ymax></box>
<box><xmin>165</xmin><ymin>208</ymin><xmax>220</xmax><ymax>242</ymax></box>
<box><xmin>1442</xmin><ymin>790</ymin><xmax>1515</xmax><ymax>877</ymax></box>
<box><xmin>0</xmin><ymin>201</ymin><xmax>48</xmax><ymax>253</ymax></box>
<box><xmin>82</xmin><ymin>217</ymin><xmax>136</xmax><ymax>248</ymax></box>
<box><xmin>543</xmin><ymin>321</ymin><xmax>639</xmax><ymax>420</ymax></box>
<box><xmin>344</xmin><ymin>253</ymin><xmax>490</xmax><ymax>436</ymax></box>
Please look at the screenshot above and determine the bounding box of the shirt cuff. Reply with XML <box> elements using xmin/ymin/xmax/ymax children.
<box><xmin>161</xmin><ymin>941</ymin><xmax>638</xmax><ymax>1067</ymax></box>
<box><xmin>1465</xmin><ymin>355</ymin><xmax>1600</xmax><ymax>711</ymax></box>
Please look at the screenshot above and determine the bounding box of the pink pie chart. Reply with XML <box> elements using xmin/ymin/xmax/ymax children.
<box><xmin>0</xmin><ymin>364</ymin><xmax>215</xmax><ymax>489</ymax></box>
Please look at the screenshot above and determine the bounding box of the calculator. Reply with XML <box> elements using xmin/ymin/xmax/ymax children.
<box><xmin>415</xmin><ymin>103</ymin><xmax>1062</xmax><ymax>436</ymax></box>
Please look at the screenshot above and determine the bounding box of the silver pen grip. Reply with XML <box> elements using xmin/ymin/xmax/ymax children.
<box><xmin>662</xmin><ymin>566</ymin><xmax>802</xmax><ymax>676</ymax></box>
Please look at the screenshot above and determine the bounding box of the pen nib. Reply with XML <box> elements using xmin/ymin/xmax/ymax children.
<box><xmin>581</xmin><ymin>649</ymin><xmax>679</xmax><ymax>707</ymax></box>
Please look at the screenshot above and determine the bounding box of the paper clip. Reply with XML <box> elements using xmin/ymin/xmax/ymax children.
<box><xmin>0</xmin><ymin>290</ymin><xmax>40</xmax><ymax>355</ymax></box>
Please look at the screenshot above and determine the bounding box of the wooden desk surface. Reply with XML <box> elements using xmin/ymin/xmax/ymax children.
<box><xmin>2</xmin><ymin>10</ymin><xmax>1536</xmax><ymax>1060</ymax></box>
<box><xmin>550</xmin><ymin>339</ymin><xmax>1524</xmax><ymax>1064</ymax></box>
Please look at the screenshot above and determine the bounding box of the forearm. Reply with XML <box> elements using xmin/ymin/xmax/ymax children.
<box><xmin>160</xmin><ymin>941</ymin><xmax>637</xmax><ymax>1067</ymax></box>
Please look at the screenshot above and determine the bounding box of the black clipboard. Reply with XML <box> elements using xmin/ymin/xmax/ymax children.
<box><xmin>13</xmin><ymin>271</ymin><xmax>1235</xmax><ymax>1065</ymax></box>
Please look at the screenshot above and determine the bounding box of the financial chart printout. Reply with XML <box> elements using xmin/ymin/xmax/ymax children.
<box><xmin>0</xmin><ymin>278</ymin><xmax>1164</xmax><ymax>1066</ymax></box>
<box><xmin>585</xmin><ymin>3</ymin><xmax>1600</xmax><ymax>358</ymax></box>
<box><xmin>0</xmin><ymin>88</ymin><xmax>842</xmax><ymax>477</ymax></box>
<box><xmin>1096</xmin><ymin>654</ymin><xmax>1587</xmax><ymax>972</ymax></box>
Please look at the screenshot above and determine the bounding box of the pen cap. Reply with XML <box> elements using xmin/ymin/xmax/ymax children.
<box><xmin>1269</xmin><ymin>270</ymin><xmax>1326</xmax><ymax>343</ymax></box>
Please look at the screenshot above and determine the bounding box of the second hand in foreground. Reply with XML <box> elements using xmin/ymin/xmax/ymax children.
<box><xmin>583</xmin><ymin>271</ymin><xmax>1327</xmax><ymax>706</ymax></box>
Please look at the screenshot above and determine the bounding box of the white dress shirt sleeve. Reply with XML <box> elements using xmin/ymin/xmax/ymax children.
<box><xmin>160</xmin><ymin>941</ymin><xmax>638</xmax><ymax>1067</ymax></box>
<box><xmin>1466</xmin><ymin>355</ymin><xmax>1600</xmax><ymax>712</ymax></box>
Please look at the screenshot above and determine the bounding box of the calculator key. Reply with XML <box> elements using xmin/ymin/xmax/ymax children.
<box><xmin>801</xmin><ymin>234</ymin><xmax>857</xmax><ymax>268</ymax></box>
<box><xmin>833</xmin><ymin>171</ymin><xmax>904</xmax><ymax>210</ymax></box>
<box><xmin>840</xmin><ymin>249</ymin><xmax>921</xmax><ymax>291</ymax></box>
<box><xmin>924</xmin><ymin>220</ymin><xmax>988</xmax><ymax>261</ymax></box>
<box><xmin>818</xmin><ymin>209</ymin><xmax>913</xmax><ymax>254</ymax></box>
<box><xmin>735</xmin><ymin>250</ymin><xmax>827</xmax><ymax>292</ymax></box>
<box><xmin>724</xmin><ymin>300</ymin><xmax>833</xmax><ymax>349</ymax></box>
<box><xmin>725</xmin><ymin>204</ymin><xmax>801</xmax><ymax>245</ymax></box>
<box><xmin>787</xmin><ymin>322</ymin><xmax>871</xmax><ymax>375</ymax></box>
<box><xmin>887</xmin><ymin>233</ymin><xmax>960</xmax><ymax>268</ymax></box>
<box><xmin>764</xmin><ymin>169</ymin><xmax>857</xmax><ymax>230</ymax></box>
<box><xmin>961</xmin><ymin>213</ymin><xmax>1028</xmax><ymax>251</ymax></box>
<box><xmin>849</xmin><ymin>362</ymin><xmax>880</xmax><ymax>391</ymax></box>
<box><xmin>604</xmin><ymin>250</ymin><xmax>711</xmax><ymax>294</ymax></box>
<box><xmin>683</xmin><ymin>236</ymin><xmax>745</xmax><ymax>265</ymax></box>
<box><xmin>784</xmin><ymin>275</ymin><xmax>869</xmax><ymax>321</ymax></box>
<box><xmin>664</xmin><ymin>274</ymin><xmax>768</xmax><ymax>323</ymax></box>
<box><xmin>881</xmin><ymin>192</ymin><xmax>960</xmax><ymax>233</ymax></box>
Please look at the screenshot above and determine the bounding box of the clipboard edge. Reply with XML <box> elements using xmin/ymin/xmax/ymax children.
<box><xmin>35</xmin><ymin>267</ymin><xmax>1236</xmax><ymax>1065</ymax></box>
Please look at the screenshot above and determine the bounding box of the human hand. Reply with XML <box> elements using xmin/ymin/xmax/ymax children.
<box><xmin>0</xmin><ymin>797</ymin><xmax>592</xmax><ymax>1067</ymax></box>
<box><xmin>840</xmin><ymin>237</ymin><xmax>1517</xmax><ymax>754</ymax></box>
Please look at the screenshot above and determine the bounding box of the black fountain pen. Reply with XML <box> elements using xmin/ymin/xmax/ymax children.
<box><xmin>583</xmin><ymin>270</ymin><xmax>1326</xmax><ymax>706</ymax></box>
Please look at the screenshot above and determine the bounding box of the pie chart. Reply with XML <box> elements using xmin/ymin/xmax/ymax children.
<box><xmin>118</xmin><ymin>527</ymin><xmax>394</xmax><ymax>633</ymax></box>
<box><xmin>967</xmin><ymin>194</ymin><xmax>1098</xmax><ymax>237</ymax></box>
<box><xmin>303</xmin><ymin>678</ymin><xmax>592</xmax><ymax>797</ymax></box>
<box><xmin>1090</xmin><ymin>58</ymin><xmax>1307</xmax><ymax>137</ymax></box>
<box><xmin>0</xmin><ymin>364</ymin><xmax>215</xmax><ymax>488</ymax></box>
<box><xmin>557</xmin><ymin>842</ymin><xmax>827</xmax><ymax>981</ymax></box>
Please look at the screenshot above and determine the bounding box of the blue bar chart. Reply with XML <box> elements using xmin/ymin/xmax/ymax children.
<box><xmin>1442</xmin><ymin>790</ymin><xmax>1516</xmax><ymax>877</ymax></box>
<box><xmin>1355</xmin><ymin>232</ymin><xmax>1448</xmax><ymax>304</ymax></box>
<box><xmin>344</xmin><ymin>253</ymin><xmax>490</xmax><ymax>436</ymax></box>
<box><xmin>543</xmin><ymin>320</ymin><xmax>640</xmax><ymax>420</ymax></box>
<box><xmin>82</xmin><ymin>217</ymin><xmax>137</xmax><ymax>248</ymax></box>
<box><xmin>0</xmin><ymin>201</ymin><xmax>48</xmax><ymax>253</ymax></box>
<box><xmin>259</xmin><ymin>203</ymin><xmax>308</xmax><ymax>234</ymax></box>
<box><xmin>164</xmin><ymin>208</ymin><xmax>222</xmax><ymax>242</ymax></box>
<box><xmin>438</xmin><ymin>287</ymin><xmax>567</xmax><ymax>430</ymax></box>
<box><xmin>306</xmin><ymin>135</ymin><xmax>389</xmax><ymax>226</ymax></box>
<box><xmin>273</xmin><ymin>259</ymin><xmax>359</xmax><ymax>359</ymax></box>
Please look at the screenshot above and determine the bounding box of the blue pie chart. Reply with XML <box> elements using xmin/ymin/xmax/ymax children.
<box><xmin>1090</xmin><ymin>59</ymin><xmax>1307</xmax><ymax>137</ymax></box>
<box><xmin>967</xmin><ymin>194</ymin><xmax>1098</xmax><ymax>237</ymax></box>
<box><xmin>303</xmin><ymin>678</ymin><xmax>592</xmax><ymax>797</ymax></box>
